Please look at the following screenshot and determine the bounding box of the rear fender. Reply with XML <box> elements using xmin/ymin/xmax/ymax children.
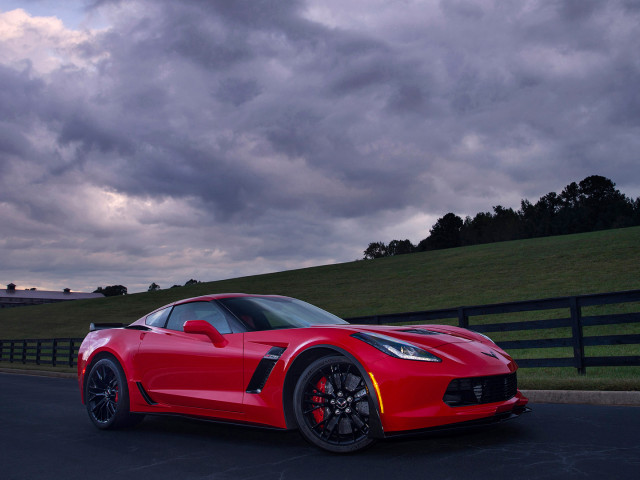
<box><xmin>78</xmin><ymin>329</ymin><xmax>141</xmax><ymax>403</ymax></box>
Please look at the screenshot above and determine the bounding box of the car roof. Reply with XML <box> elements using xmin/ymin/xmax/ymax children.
<box><xmin>173</xmin><ymin>293</ymin><xmax>289</xmax><ymax>305</ymax></box>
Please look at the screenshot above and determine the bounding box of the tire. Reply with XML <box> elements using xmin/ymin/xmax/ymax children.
<box><xmin>85</xmin><ymin>357</ymin><xmax>141</xmax><ymax>429</ymax></box>
<box><xmin>293</xmin><ymin>355</ymin><xmax>376</xmax><ymax>453</ymax></box>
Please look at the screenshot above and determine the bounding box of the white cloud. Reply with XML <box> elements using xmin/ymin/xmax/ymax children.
<box><xmin>0</xmin><ymin>8</ymin><xmax>104</xmax><ymax>74</ymax></box>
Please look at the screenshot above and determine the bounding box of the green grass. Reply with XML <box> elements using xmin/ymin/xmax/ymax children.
<box><xmin>518</xmin><ymin>367</ymin><xmax>640</xmax><ymax>391</ymax></box>
<box><xmin>1</xmin><ymin>226</ymin><xmax>640</xmax><ymax>389</ymax></box>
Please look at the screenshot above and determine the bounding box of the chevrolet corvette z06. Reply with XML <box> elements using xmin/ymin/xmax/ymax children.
<box><xmin>78</xmin><ymin>293</ymin><xmax>529</xmax><ymax>452</ymax></box>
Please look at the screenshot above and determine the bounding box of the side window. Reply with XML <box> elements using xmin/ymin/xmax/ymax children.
<box><xmin>145</xmin><ymin>307</ymin><xmax>171</xmax><ymax>327</ymax></box>
<box><xmin>166</xmin><ymin>302</ymin><xmax>233</xmax><ymax>334</ymax></box>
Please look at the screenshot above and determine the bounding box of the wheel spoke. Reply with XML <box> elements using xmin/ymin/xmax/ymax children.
<box><xmin>317</xmin><ymin>366</ymin><xmax>337</xmax><ymax>392</ymax></box>
<box><xmin>331</xmin><ymin>364</ymin><xmax>343</xmax><ymax>391</ymax></box>
<box><xmin>303</xmin><ymin>399</ymin><xmax>326</xmax><ymax>408</ymax></box>
<box><xmin>310</xmin><ymin>414</ymin><xmax>332</xmax><ymax>431</ymax></box>
<box><xmin>304</xmin><ymin>388</ymin><xmax>332</xmax><ymax>399</ymax></box>
<box><xmin>303</xmin><ymin>404</ymin><xmax>324</xmax><ymax>415</ymax></box>
<box><xmin>322</xmin><ymin>414</ymin><xmax>340</xmax><ymax>440</ymax></box>
<box><xmin>340</xmin><ymin>363</ymin><xmax>353</xmax><ymax>391</ymax></box>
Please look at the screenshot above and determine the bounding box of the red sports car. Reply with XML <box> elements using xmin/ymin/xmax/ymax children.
<box><xmin>78</xmin><ymin>293</ymin><xmax>529</xmax><ymax>452</ymax></box>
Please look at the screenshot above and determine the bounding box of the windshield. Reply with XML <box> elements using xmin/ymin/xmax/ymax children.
<box><xmin>217</xmin><ymin>296</ymin><xmax>349</xmax><ymax>331</ymax></box>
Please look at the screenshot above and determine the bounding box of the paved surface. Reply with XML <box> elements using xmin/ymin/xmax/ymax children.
<box><xmin>1</xmin><ymin>373</ymin><xmax>639</xmax><ymax>480</ymax></box>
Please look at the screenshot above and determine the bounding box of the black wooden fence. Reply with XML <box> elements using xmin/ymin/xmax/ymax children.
<box><xmin>346</xmin><ymin>289</ymin><xmax>640</xmax><ymax>374</ymax></box>
<box><xmin>1</xmin><ymin>290</ymin><xmax>639</xmax><ymax>373</ymax></box>
<box><xmin>0</xmin><ymin>338</ymin><xmax>81</xmax><ymax>368</ymax></box>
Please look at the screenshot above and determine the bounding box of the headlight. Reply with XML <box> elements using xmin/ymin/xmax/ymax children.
<box><xmin>352</xmin><ymin>332</ymin><xmax>442</xmax><ymax>362</ymax></box>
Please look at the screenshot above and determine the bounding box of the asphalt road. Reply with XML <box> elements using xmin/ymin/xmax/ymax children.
<box><xmin>1</xmin><ymin>373</ymin><xmax>639</xmax><ymax>480</ymax></box>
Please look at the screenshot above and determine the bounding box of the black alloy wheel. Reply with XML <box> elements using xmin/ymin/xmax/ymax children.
<box><xmin>294</xmin><ymin>355</ymin><xmax>376</xmax><ymax>453</ymax></box>
<box><xmin>85</xmin><ymin>357</ymin><xmax>138</xmax><ymax>429</ymax></box>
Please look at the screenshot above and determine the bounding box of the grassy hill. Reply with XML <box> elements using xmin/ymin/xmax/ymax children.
<box><xmin>1</xmin><ymin>226</ymin><xmax>639</xmax><ymax>340</ymax></box>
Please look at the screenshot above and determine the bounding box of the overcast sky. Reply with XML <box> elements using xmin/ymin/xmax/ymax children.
<box><xmin>1</xmin><ymin>0</ymin><xmax>639</xmax><ymax>293</ymax></box>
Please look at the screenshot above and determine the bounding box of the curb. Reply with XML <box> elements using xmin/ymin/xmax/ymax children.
<box><xmin>521</xmin><ymin>389</ymin><xmax>640</xmax><ymax>406</ymax></box>
<box><xmin>0</xmin><ymin>367</ymin><xmax>76</xmax><ymax>379</ymax></box>
<box><xmin>1</xmin><ymin>368</ymin><xmax>639</xmax><ymax>406</ymax></box>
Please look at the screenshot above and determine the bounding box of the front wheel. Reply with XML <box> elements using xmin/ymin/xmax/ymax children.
<box><xmin>85</xmin><ymin>357</ymin><xmax>141</xmax><ymax>429</ymax></box>
<box><xmin>293</xmin><ymin>355</ymin><xmax>376</xmax><ymax>453</ymax></box>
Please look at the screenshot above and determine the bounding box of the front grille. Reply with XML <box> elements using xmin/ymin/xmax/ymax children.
<box><xmin>443</xmin><ymin>372</ymin><xmax>517</xmax><ymax>407</ymax></box>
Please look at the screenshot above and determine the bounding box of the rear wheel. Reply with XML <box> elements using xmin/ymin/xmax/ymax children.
<box><xmin>293</xmin><ymin>355</ymin><xmax>376</xmax><ymax>453</ymax></box>
<box><xmin>85</xmin><ymin>357</ymin><xmax>141</xmax><ymax>429</ymax></box>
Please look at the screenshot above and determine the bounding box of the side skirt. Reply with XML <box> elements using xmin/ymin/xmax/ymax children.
<box><xmin>133</xmin><ymin>412</ymin><xmax>289</xmax><ymax>432</ymax></box>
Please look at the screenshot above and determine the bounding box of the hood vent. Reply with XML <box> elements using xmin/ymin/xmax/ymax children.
<box><xmin>400</xmin><ymin>329</ymin><xmax>441</xmax><ymax>335</ymax></box>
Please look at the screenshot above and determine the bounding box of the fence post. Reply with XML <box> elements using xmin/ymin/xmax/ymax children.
<box><xmin>570</xmin><ymin>297</ymin><xmax>586</xmax><ymax>375</ymax></box>
<box><xmin>68</xmin><ymin>339</ymin><xmax>75</xmax><ymax>367</ymax></box>
<box><xmin>10</xmin><ymin>340</ymin><xmax>15</xmax><ymax>363</ymax></box>
<box><xmin>458</xmin><ymin>307</ymin><xmax>469</xmax><ymax>329</ymax></box>
<box><xmin>22</xmin><ymin>340</ymin><xmax>27</xmax><ymax>364</ymax></box>
<box><xmin>52</xmin><ymin>339</ymin><xmax>58</xmax><ymax>367</ymax></box>
<box><xmin>36</xmin><ymin>340</ymin><xmax>42</xmax><ymax>365</ymax></box>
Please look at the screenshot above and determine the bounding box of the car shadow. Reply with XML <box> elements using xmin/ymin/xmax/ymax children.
<box><xmin>124</xmin><ymin>412</ymin><xmax>530</xmax><ymax>456</ymax></box>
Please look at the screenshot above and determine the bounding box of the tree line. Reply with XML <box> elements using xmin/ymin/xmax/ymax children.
<box><xmin>148</xmin><ymin>279</ymin><xmax>201</xmax><ymax>292</ymax></box>
<box><xmin>93</xmin><ymin>279</ymin><xmax>201</xmax><ymax>297</ymax></box>
<box><xmin>364</xmin><ymin>175</ymin><xmax>640</xmax><ymax>259</ymax></box>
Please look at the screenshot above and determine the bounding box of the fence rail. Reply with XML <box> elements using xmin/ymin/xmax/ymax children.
<box><xmin>346</xmin><ymin>289</ymin><xmax>640</xmax><ymax>374</ymax></box>
<box><xmin>1</xmin><ymin>290</ymin><xmax>639</xmax><ymax>373</ymax></box>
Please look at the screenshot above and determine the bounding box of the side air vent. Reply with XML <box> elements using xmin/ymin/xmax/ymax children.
<box><xmin>246</xmin><ymin>347</ymin><xmax>287</xmax><ymax>394</ymax></box>
<box><xmin>136</xmin><ymin>382</ymin><xmax>157</xmax><ymax>405</ymax></box>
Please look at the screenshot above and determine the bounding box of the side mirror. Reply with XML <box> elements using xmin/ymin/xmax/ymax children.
<box><xmin>183</xmin><ymin>320</ymin><xmax>228</xmax><ymax>348</ymax></box>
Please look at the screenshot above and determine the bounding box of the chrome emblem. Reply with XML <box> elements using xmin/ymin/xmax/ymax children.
<box><xmin>473</xmin><ymin>384</ymin><xmax>483</xmax><ymax>401</ymax></box>
<box><xmin>482</xmin><ymin>351</ymin><xmax>498</xmax><ymax>359</ymax></box>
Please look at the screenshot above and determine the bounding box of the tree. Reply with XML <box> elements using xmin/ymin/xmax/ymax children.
<box><xmin>490</xmin><ymin>205</ymin><xmax>521</xmax><ymax>242</ymax></box>
<box><xmin>94</xmin><ymin>285</ymin><xmax>128</xmax><ymax>296</ymax></box>
<box><xmin>148</xmin><ymin>282</ymin><xmax>161</xmax><ymax>292</ymax></box>
<box><xmin>576</xmin><ymin>175</ymin><xmax>634</xmax><ymax>231</ymax></box>
<box><xmin>423</xmin><ymin>213</ymin><xmax>463</xmax><ymax>250</ymax></box>
<box><xmin>560</xmin><ymin>181</ymin><xmax>580</xmax><ymax>209</ymax></box>
<box><xmin>461</xmin><ymin>211</ymin><xmax>494</xmax><ymax>245</ymax></box>
<box><xmin>363</xmin><ymin>242</ymin><xmax>388</xmax><ymax>259</ymax></box>
<box><xmin>633</xmin><ymin>197</ymin><xmax>640</xmax><ymax>225</ymax></box>
<box><xmin>387</xmin><ymin>239</ymin><xmax>415</xmax><ymax>256</ymax></box>
<box><xmin>520</xmin><ymin>192</ymin><xmax>563</xmax><ymax>238</ymax></box>
<box><xmin>184</xmin><ymin>279</ymin><xmax>201</xmax><ymax>286</ymax></box>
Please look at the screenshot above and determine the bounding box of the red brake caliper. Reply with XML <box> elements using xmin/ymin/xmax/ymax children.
<box><xmin>312</xmin><ymin>376</ymin><xmax>327</xmax><ymax>427</ymax></box>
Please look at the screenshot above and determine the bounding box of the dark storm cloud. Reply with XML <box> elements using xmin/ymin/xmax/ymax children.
<box><xmin>69</xmin><ymin>0</ymin><xmax>427</xmax><ymax>220</ymax></box>
<box><xmin>1</xmin><ymin>0</ymin><xmax>639</xmax><ymax>291</ymax></box>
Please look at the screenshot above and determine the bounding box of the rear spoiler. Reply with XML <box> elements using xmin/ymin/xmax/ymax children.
<box><xmin>90</xmin><ymin>322</ymin><xmax>125</xmax><ymax>332</ymax></box>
